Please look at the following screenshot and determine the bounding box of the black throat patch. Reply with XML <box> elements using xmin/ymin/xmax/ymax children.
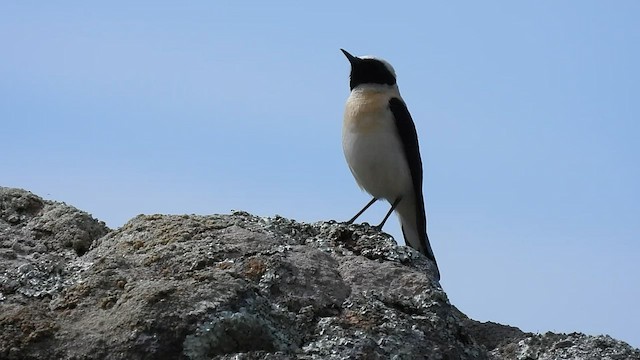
<box><xmin>349</xmin><ymin>58</ymin><xmax>396</xmax><ymax>90</ymax></box>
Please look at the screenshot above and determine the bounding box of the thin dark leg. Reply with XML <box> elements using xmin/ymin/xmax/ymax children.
<box><xmin>346</xmin><ymin>197</ymin><xmax>378</xmax><ymax>224</ymax></box>
<box><xmin>375</xmin><ymin>197</ymin><xmax>402</xmax><ymax>230</ymax></box>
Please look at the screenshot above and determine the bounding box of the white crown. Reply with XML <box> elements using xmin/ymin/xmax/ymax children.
<box><xmin>360</xmin><ymin>55</ymin><xmax>397</xmax><ymax>78</ymax></box>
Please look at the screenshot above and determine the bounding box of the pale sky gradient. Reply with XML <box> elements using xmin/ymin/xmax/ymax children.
<box><xmin>2</xmin><ymin>1</ymin><xmax>639</xmax><ymax>349</ymax></box>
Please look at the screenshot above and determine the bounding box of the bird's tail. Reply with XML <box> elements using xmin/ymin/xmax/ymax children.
<box><xmin>396</xmin><ymin>196</ymin><xmax>440</xmax><ymax>280</ymax></box>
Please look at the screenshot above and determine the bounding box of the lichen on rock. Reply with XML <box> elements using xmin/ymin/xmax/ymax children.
<box><xmin>1</xmin><ymin>187</ymin><xmax>638</xmax><ymax>360</ymax></box>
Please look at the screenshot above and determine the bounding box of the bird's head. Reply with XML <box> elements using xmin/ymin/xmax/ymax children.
<box><xmin>340</xmin><ymin>49</ymin><xmax>397</xmax><ymax>91</ymax></box>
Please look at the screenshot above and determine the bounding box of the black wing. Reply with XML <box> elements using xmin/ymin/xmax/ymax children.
<box><xmin>388</xmin><ymin>97</ymin><xmax>438</xmax><ymax>264</ymax></box>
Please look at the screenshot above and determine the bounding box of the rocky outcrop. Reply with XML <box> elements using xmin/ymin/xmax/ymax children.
<box><xmin>0</xmin><ymin>187</ymin><xmax>109</xmax><ymax>301</ymax></box>
<box><xmin>1</xmin><ymin>187</ymin><xmax>638</xmax><ymax>360</ymax></box>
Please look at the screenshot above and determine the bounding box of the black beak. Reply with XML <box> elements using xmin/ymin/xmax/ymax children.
<box><xmin>340</xmin><ymin>49</ymin><xmax>358</xmax><ymax>64</ymax></box>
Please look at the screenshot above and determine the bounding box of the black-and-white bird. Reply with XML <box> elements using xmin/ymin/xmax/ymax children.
<box><xmin>340</xmin><ymin>49</ymin><xmax>440</xmax><ymax>279</ymax></box>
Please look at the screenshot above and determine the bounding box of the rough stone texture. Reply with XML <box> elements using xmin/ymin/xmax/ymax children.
<box><xmin>490</xmin><ymin>332</ymin><xmax>640</xmax><ymax>360</ymax></box>
<box><xmin>453</xmin><ymin>307</ymin><xmax>527</xmax><ymax>353</ymax></box>
<box><xmin>0</xmin><ymin>187</ymin><xmax>109</xmax><ymax>302</ymax></box>
<box><xmin>1</xmin><ymin>187</ymin><xmax>638</xmax><ymax>360</ymax></box>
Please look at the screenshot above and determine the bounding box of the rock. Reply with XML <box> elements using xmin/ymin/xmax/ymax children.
<box><xmin>490</xmin><ymin>332</ymin><xmax>640</xmax><ymax>360</ymax></box>
<box><xmin>0</xmin><ymin>187</ymin><xmax>638</xmax><ymax>360</ymax></box>
<box><xmin>0</xmin><ymin>187</ymin><xmax>109</xmax><ymax>301</ymax></box>
<box><xmin>453</xmin><ymin>306</ymin><xmax>528</xmax><ymax>352</ymax></box>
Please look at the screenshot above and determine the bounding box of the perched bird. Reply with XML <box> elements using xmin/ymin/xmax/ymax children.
<box><xmin>340</xmin><ymin>49</ymin><xmax>439</xmax><ymax>279</ymax></box>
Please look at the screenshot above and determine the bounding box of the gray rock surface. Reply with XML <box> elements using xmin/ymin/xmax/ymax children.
<box><xmin>0</xmin><ymin>187</ymin><xmax>109</xmax><ymax>301</ymax></box>
<box><xmin>1</xmin><ymin>187</ymin><xmax>638</xmax><ymax>360</ymax></box>
<box><xmin>489</xmin><ymin>331</ymin><xmax>640</xmax><ymax>360</ymax></box>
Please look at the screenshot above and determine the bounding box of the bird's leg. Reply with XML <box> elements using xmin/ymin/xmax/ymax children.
<box><xmin>375</xmin><ymin>197</ymin><xmax>402</xmax><ymax>230</ymax></box>
<box><xmin>346</xmin><ymin>197</ymin><xmax>378</xmax><ymax>224</ymax></box>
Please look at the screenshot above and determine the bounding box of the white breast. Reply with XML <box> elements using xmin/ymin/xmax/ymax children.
<box><xmin>342</xmin><ymin>89</ymin><xmax>413</xmax><ymax>202</ymax></box>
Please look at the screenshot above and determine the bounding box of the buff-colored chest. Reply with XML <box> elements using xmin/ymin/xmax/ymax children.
<box><xmin>343</xmin><ymin>90</ymin><xmax>393</xmax><ymax>133</ymax></box>
<box><xmin>341</xmin><ymin>88</ymin><xmax>412</xmax><ymax>201</ymax></box>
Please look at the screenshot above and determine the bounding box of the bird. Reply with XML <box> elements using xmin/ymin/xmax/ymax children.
<box><xmin>340</xmin><ymin>49</ymin><xmax>440</xmax><ymax>279</ymax></box>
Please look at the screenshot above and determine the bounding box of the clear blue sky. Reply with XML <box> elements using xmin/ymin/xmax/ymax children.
<box><xmin>2</xmin><ymin>1</ymin><xmax>638</xmax><ymax>349</ymax></box>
